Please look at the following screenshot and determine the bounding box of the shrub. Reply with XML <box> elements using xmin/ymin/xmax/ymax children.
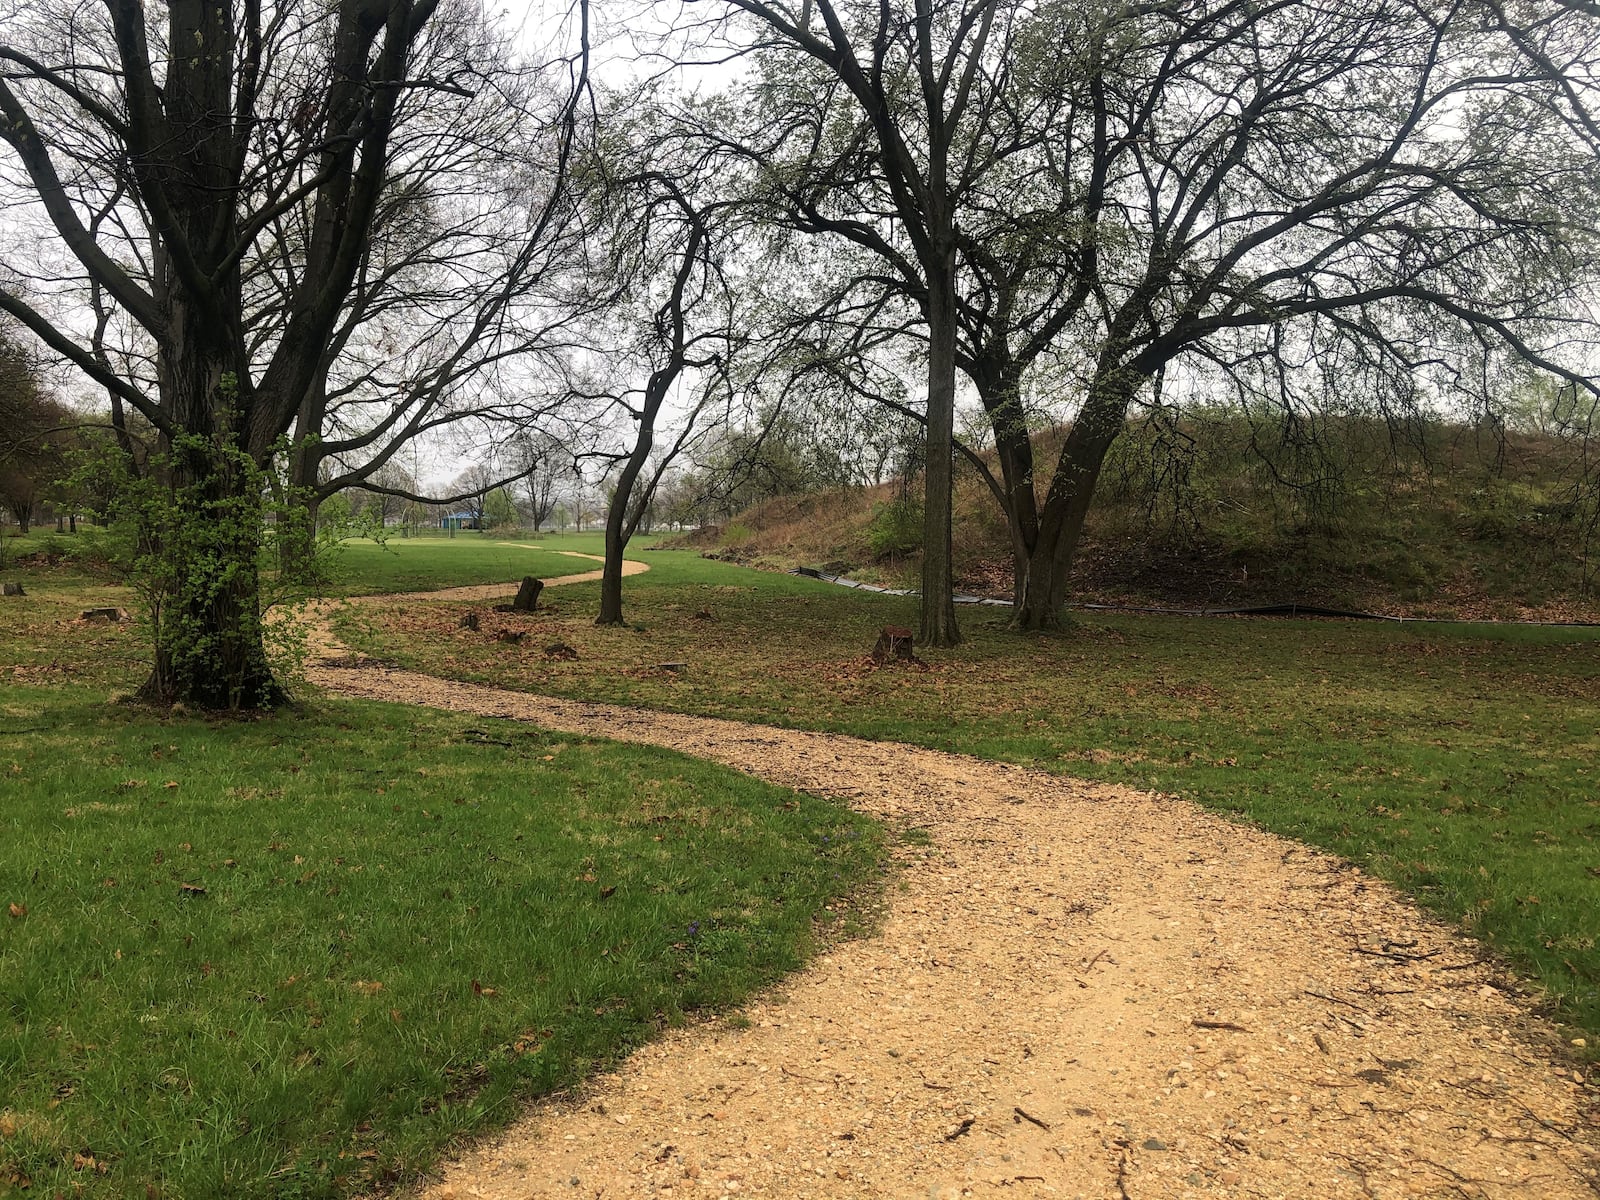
<box><xmin>866</xmin><ymin>498</ymin><xmax>922</xmax><ymax>559</ymax></box>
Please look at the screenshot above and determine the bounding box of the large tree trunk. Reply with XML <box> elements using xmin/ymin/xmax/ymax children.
<box><xmin>1011</xmin><ymin>526</ymin><xmax>1075</xmax><ymax>631</ymax></box>
<box><xmin>141</xmin><ymin>319</ymin><xmax>284</xmax><ymax>709</ymax></box>
<box><xmin>919</xmin><ymin>260</ymin><xmax>962</xmax><ymax>647</ymax></box>
<box><xmin>1011</xmin><ymin>365</ymin><xmax>1143</xmax><ymax>631</ymax></box>
<box><xmin>974</xmin><ymin>370</ymin><xmax>1043</xmax><ymax>611</ymax></box>
<box><xmin>142</xmin><ymin>438</ymin><xmax>283</xmax><ymax>709</ymax></box>
<box><xmin>596</xmin><ymin>505</ymin><xmax>629</xmax><ymax>626</ymax></box>
<box><xmin>597</xmin><ymin>425</ymin><xmax>654</xmax><ymax>628</ymax></box>
<box><xmin>276</xmin><ymin>381</ymin><xmax>326</xmax><ymax>575</ymax></box>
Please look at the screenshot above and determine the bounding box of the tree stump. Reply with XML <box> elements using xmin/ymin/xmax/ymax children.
<box><xmin>511</xmin><ymin>576</ymin><xmax>543</xmax><ymax>613</ymax></box>
<box><xmin>1</xmin><ymin>582</ymin><xmax>23</xmax><ymax>596</ymax></box>
<box><xmin>81</xmin><ymin>607</ymin><xmax>129</xmax><ymax>622</ymax></box>
<box><xmin>871</xmin><ymin>625</ymin><xmax>918</xmax><ymax>664</ymax></box>
<box><xmin>459</xmin><ymin>612</ymin><xmax>480</xmax><ymax>631</ymax></box>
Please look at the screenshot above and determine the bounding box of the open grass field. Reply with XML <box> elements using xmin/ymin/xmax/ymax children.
<box><xmin>6</xmin><ymin>527</ymin><xmax>1599</xmax><ymax>1197</ymax></box>
<box><xmin>0</xmin><ymin>559</ymin><xmax>882</xmax><ymax>1198</ymax></box>
<box><xmin>326</xmin><ymin>532</ymin><xmax>620</xmax><ymax>597</ymax></box>
<box><xmin>333</xmin><ymin>542</ymin><xmax>1600</xmax><ymax>1046</ymax></box>
<box><xmin>1</xmin><ymin>526</ymin><xmax>619</xmax><ymax>598</ymax></box>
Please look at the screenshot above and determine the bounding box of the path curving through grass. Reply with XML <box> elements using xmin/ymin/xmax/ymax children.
<box><xmin>301</xmin><ymin>568</ymin><xmax>1600</xmax><ymax>1200</ymax></box>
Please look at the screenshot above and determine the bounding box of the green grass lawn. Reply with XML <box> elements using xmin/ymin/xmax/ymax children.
<box><xmin>2</xmin><ymin>525</ymin><xmax>616</xmax><ymax>598</ymax></box>
<box><xmin>324</xmin><ymin>532</ymin><xmax>621</xmax><ymax>596</ymax></box>
<box><xmin>0</xmin><ymin>526</ymin><xmax>106</xmax><ymax>570</ymax></box>
<box><xmin>0</xmin><ymin>563</ymin><xmax>883</xmax><ymax>1198</ymax></box>
<box><xmin>334</xmin><ymin>544</ymin><xmax>1600</xmax><ymax>1046</ymax></box>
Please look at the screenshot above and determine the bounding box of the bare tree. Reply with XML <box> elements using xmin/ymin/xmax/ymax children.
<box><xmin>566</xmin><ymin>103</ymin><xmax>738</xmax><ymax>627</ymax></box>
<box><xmin>352</xmin><ymin>460</ymin><xmax>418</xmax><ymax>527</ymax></box>
<box><xmin>265</xmin><ymin>2</ymin><xmax>597</xmax><ymax>563</ymax></box>
<box><xmin>0</xmin><ymin>0</ymin><xmax>589</xmax><ymax>706</ymax></box>
<box><xmin>505</xmin><ymin>429</ymin><xmax>568</xmax><ymax>533</ymax></box>
<box><xmin>681</xmin><ymin>0</ymin><xmax>1047</xmax><ymax>646</ymax></box>
<box><xmin>718</xmin><ymin>0</ymin><xmax>1600</xmax><ymax>629</ymax></box>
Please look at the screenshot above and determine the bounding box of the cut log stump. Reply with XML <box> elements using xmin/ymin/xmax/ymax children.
<box><xmin>511</xmin><ymin>576</ymin><xmax>543</xmax><ymax>613</ymax></box>
<box><xmin>871</xmin><ymin>625</ymin><xmax>919</xmax><ymax>665</ymax></box>
<box><xmin>1</xmin><ymin>581</ymin><xmax>23</xmax><ymax>596</ymax></box>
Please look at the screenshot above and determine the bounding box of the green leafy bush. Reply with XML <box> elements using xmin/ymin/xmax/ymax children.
<box><xmin>866</xmin><ymin>498</ymin><xmax>922</xmax><ymax>559</ymax></box>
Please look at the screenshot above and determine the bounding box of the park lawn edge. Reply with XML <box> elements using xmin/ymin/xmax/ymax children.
<box><xmin>0</xmin><ymin>624</ymin><xmax>890</xmax><ymax>1200</ymax></box>
<box><xmin>324</xmin><ymin>551</ymin><xmax>1600</xmax><ymax>1054</ymax></box>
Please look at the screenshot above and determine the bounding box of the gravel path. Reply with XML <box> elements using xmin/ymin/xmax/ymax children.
<box><xmin>308</xmin><ymin>577</ymin><xmax>1599</xmax><ymax>1200</ymax></box>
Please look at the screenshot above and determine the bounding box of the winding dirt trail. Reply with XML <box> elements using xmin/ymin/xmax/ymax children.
<box><xmin>309</xmin><ymin>570</ymin><xmax>1598</xmax><ymax>1200</ymax></box>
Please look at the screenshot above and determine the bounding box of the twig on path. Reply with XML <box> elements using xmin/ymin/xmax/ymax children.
<box><xmin>780</xmin><ymin>1065</ymin><xmax>832</xmax><ymax>1086</ymax></box>
<box><xmin>1416</xmin><ymin>1156</ymin><xmax>1497</xmax><ymax>1195</ymax></box>
<box><xmin>1116</xmin><ymin>1145</ymin><xmax>1133</xmax><ymax>1199</ymax></box>
<box><xmin>1288</xmin><ymin>877</ymin><xmax>1346</xmax><ymax>891</ymax></box>
<box><xmin>945</xmin><ymin>1117</ymin><xmax>976</xmax><ymax>1141</ymax></box>
<box><xmin>1439</xmin><ymin>1077</ymin><xmax>1500</xmax><ymax>1100</ymax></box>
<box><xmin>1518</xmin><ymin>1103</ymin><xmax>1579</xmax><ymax>1142</ymax></box>
<box><xmin>1306</xmin><ymin>989</ymin><xmax>1370</xmax><ymax>1012</ymax></box>
<box><xmin>1353</xmin><ymin>945</ymin><xmax>1441</xmax><ymax>964</ymax></box>
<box><xmin>1192</xmin><ymin>1019</ymin><xmax>1252</xmax><ymax>1033</ymax></box>
<box><xmin>1476</xmin><ymin>1131</ymin><xmax>1560</xmax><ymax>1150</ymax></box>
<box><xmin>1326</xmin><ymin>1151</ymin><xmax>1380</xmax><ymax>1199</ymax></box>
<box><xmin>1013</xmin><ymin>1106</ymin><xmax>1051</xmax><ymax>1131</ymax></box>
<box><xmin>921</xmin><ymin>1078</ymin><xmax>952</xmax><ymax>1091</ymax></box>
<box><xmin>1085</xmin><ymin>948</ymin><xmax>1112</xmax><ymax>971</ymax></box>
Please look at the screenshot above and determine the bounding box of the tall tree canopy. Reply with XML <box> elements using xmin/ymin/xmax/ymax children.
<box><xmin>685</xmin><ymin>0</ymin><xmax>1033</xmax><ymax>645</ymax></box>
<box><xmin>701</xmin><ymin>0</ymin><xmax>1600</xmax><ymax>629</ymax></box>
<box><xmin>0</xmin><ymin>0</ymin><xmax>586</xmax><ymax>705</ymax></box>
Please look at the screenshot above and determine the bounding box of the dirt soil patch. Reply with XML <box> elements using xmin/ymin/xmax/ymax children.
<box><xmin>306</xmin><ymin>581</ymin><xmax>1599</xmax><ymax>1200</ymax></box>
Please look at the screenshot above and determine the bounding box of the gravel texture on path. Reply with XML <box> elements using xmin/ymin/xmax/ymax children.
<box><xmin>307</xmin><ymin>584</ymin><xmax>1599</xmax><ymax>1200</ymax></box>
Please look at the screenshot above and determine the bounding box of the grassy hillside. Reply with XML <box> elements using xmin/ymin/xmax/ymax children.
<box><xmin>680</xmin><ymin>412</ymin><xmax>1600</xmax><ymax>622</ymax></box>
